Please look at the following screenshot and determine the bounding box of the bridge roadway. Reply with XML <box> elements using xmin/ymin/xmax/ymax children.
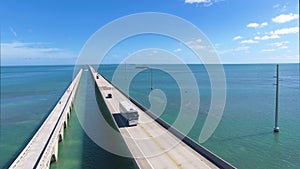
<box><xmin>90</xmin><ymin>66</ymin><xmax>219</xmax><ymax>169</ymax></box>
<box><xmin>9</xmin><ymin>68</ymin><xmax>83</xmax><ymax>169</ymax></box>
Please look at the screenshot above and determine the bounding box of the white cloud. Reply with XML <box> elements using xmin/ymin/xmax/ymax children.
<box><xmin>261</xmin><ymin>22</ymin><xmax>268</xmax><ymax>27</ymax></box>
<box><xmin>1</xmin><ymin>41</ymin><xmax>76</xmax><ymax>65</ymax></box>
<box><xmin>261</xmin><ymin>49</ymin><xmax>275</xmax><ymax>52</ymax></box>
<box><xmin>185</xmin><ymin>0</ymin><xmax>210</xmax><ymax>3</ymax></box>
<box><xmin>233</xmin><ymin>36</ymin><xmax>242</xmax><ymax>40</ymax></box>
<box><xmin>174</xmin><ymin>48</ymin><xmax>182</xmax><ymax>52</ymax></box>
<box><xmin>247</xmin><ymin>22</ymin><xmax>268</xmax><ymax>28</ymax></box>
<box><xmin>241</xmin><ymin>39</ymin><xmax>259</xmax><ymax>44</ymax></box>
<box><xmin>2</xmin><ymin>42</ymin><xmax>61</xmax><ymax>55</ymax></box>
<box><xmin>270</xmin><ymin>41</ymin><xmax>289</xmax><ymax>47</ymax></box>
<box><xmin>269</xmin><ymin>54</ymin><xmax>299</xmax><ymax>63</ymax></box>
<box><xmin>259</xmin><ymin>34</ymin><xmax>280</xmax><ymax>40</ymax></box>
<box><xmin>218</xmin><ymin>46</ymin><xmax>250</xmax><ymax>55</ymax></box>
<box><xmin>236</xmin><ymin>46</ymin><xmax>250</xmax><ymax>51</ymax></box>
<box><xmin>280</xmin><ymin>46</ymin><xmax>288</xmax><ymax>49</ymax></box>
<box><xmin>184</xmin><ymin>0</ymin><xmax>222</xmax><ymax>6</ymax></box>
<box><xmin>254</xmin><ymin>36</ymin><xmax>260</xmax><ymax>40</ymax></box>
<box><xmin>196</xmin><ymin>39</ymin><xmax>202</xmax><ymax>43</ymax></box>
<box><xmin>247</xmin><ymin>23</ymin><xmax>259</xmax><ymax>28</ymax></box>
<box><xmin>273</xmin><ymin>4</ymin><xmax>288</xmax><ymax>12</ymax></box>
<box><xmin>253</xmin><ymin>27</ymin><xmax>298</xmax><ymax>41</ymax></box>
<box><xmin>272</xmin><ymin>13</ymin><xmax>299</xmax><ymax>23</ymax></box>
<box><xmin>185</xmin><ymin>39</ymin><xmax>210</xmax><ymax>50</ymax></box>
<box><xmin>268</xmin><ymin>41</ymin><xmax>289</xmax><ymax>50</ymax></box>
<box><xmin>271</xmin><ymin>27</ymin><xmax>299</xmax><ymax>35</ymax></box>
<box><xmin>254</xmin><ymin>34</ymin><xmax>280</xmax><ymax>40</ymax></box>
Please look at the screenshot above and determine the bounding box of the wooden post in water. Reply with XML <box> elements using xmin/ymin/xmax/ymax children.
<box><xmin>274</xmin><ymin>64</ymin><xmax>280</xmax><ymax>133</ymax></box>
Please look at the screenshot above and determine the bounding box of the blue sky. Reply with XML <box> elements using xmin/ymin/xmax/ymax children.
<box><xmin>1</xmin><ymin>0</ymin><xmax>299</xmax><ymax>65</ymax></box>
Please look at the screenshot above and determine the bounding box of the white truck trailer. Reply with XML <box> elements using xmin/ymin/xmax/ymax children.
<box><xmin>119</xmin><ymin>101</ymin><xmax>139</xmax><ymax>126</ymax></box>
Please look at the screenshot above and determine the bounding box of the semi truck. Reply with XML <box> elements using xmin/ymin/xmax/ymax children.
<box><xmin>119</xmin><ymin>101</ymin><xmax>139</xmax><ymax>126</ymax></box>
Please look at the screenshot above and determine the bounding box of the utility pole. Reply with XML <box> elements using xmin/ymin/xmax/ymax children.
<box><xmin>274</xmin><ymin>64</ymin><xmax>280</xmax><ymax>133</ymax></box>
<box><xmin>125</xmin><ymin>62</ymin><xmax>130</xmax><ymax>99</ymax></box>
<box><xmin>136</xmin><ymin>66</ymin><xmax>153</xmax><ymax>91</ymax></box>
<box><xmin>150</xmin><ymin>68</ymin><xmax>153</xmax><ymax>91</ymax></box>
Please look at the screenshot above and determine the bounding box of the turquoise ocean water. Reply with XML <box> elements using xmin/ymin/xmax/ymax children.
<box><xmin>1</xmin><ymin>64</ymin><xmax>299</xmax><ymax>169</ymax></box>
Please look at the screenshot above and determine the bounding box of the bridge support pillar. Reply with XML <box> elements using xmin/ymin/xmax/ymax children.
<box><xmin>59</xmin><ymin>126</ymin><xmax>64</xmax><ymax>142</ymax></box>
<box><xmin>50</xmin><ymin>141</ymin><xmax>58</xmax><ymax>164</ymax></box>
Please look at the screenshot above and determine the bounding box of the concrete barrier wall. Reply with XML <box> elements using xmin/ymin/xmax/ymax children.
<box><xmin>97</xmin><ymin>70</ymin><xmax>236</xmax><ymax>169</ymax></box>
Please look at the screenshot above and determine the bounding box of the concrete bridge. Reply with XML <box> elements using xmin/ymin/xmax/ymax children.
<box><xmin>89</xmin><ymin>66</ymin><xmax>235</xmax><ymax>169</ymax></box>
<box><xmin>9</xmin><ymin>69</ymin><xmax>82</xmax><ymax>169</ymax></box>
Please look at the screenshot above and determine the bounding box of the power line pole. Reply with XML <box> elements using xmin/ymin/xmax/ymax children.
<box><xmin>274</xmin><ymin>64</ymin><xmax>280</xmax><ymax>133</ymax></box>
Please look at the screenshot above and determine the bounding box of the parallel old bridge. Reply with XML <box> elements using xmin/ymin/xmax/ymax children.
<box><xmin>9</xmin><ymin>69</ymin><xmax>82</xmax><ymax>169</ymax></box>
<box><xmin>9</xmin><ymin>66</ymin><xmax>235</xmax><ymax>169</ymax></box>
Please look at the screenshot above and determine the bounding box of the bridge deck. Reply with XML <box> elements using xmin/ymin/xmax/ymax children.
<box><xmin>9</xmin><ymin>69</ymin><xmax>82</xmax><ymax>169</ymax></box>
<box><xmin>90</xmin><ymin>66</ymin><xmax>217</xmax><ymax>169</ymax></box>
